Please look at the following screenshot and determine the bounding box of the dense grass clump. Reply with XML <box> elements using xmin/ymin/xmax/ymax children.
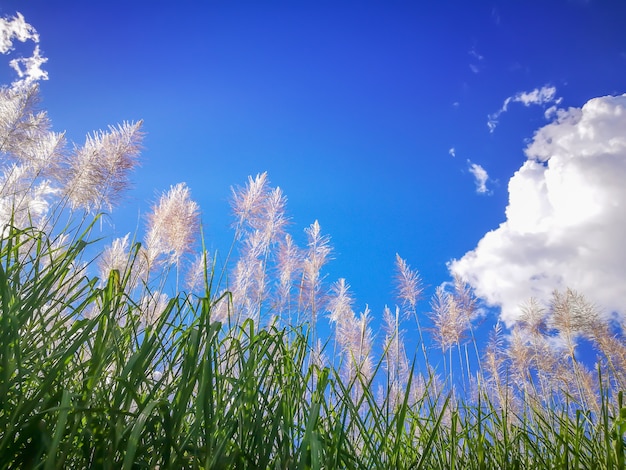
<box><xmin>1</xmin><ymin>43</ymin><xmax>626</xmax><ymax>470</ymax></box>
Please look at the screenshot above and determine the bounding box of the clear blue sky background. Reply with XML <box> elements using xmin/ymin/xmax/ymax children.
<box><xmin>2</xmin><ymin>1</ymin><xmax>626</xmax><ymax>358</ymax></box>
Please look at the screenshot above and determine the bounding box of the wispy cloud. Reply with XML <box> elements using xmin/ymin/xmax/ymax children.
<box><xmin>448</xmin><ymin>147</ymin><xmax>456</xmax><ymax>158</ymax></box>
<box><xmin>0</xmin><ymin>12</ymin><xmax>48</xmax><ymax>86</ymax></box>
<box><xmin>491</xmin><ymin>7</ymin><xmax>501</xmax><ymax>25</ymax></box>
<box><xmin>469</xmin><ymin>48</ymin><xmax>484</xmax><ymax>61</ymax></box>
<box><xmin>488</xmin><ymin>85</ymin><xmax>561</xmax><ymax>132</ymax></box>
<box><xmin>452</xmin><ymin>94</ymin><xmax>626</xmax><ymax>324</ymax></box>
<box><xmin>468</xmin><ymin>47</ymin><xmax>483</xmax><ymax>74</ymax></box>
<box><xmin>467</xmin><ymin>160</ymin><xmax>490</xmax><ymax>194</ymax></box>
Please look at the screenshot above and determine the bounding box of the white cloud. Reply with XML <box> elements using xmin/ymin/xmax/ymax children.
<box><xmin>9</xmin><ymin>45</ymin><xmax>47</xmax><ymax>83</ymax></box>
<box><xmin>0</xmin><ymin>12</ymin><xmax>47</xmax><ymax>86</ymax></box>
<box><xmin>488</xmin><ymin>85</ymin><xmax>561</xmax><ymax>132</ymax></box>
<box><xmin>451</xmin><ymin>94</ymin><xmax>626</xmax><ymax>325</ymax></box>
<box><xmin>0</xmin><ymin>12</ymin><xmax>39</xmax><ymax>53</ymax></box>
<box><xmin>449</xmin><ymin>147</ymin><xmax>456</xmax><ymax>158</ymax></box>
<box><xmin>510</xmin><ymin>86</ymin><xmax>558</xmax><ymax>107</ymax></box>
<box><xmin>467</xmin><ymin>160</ymin><xmax>490</xmax><ymax>194</ymax></box>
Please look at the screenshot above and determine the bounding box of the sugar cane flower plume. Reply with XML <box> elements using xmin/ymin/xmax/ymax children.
<box><xmin>0</xmin><ymin>162</ymin><xmax>57</xmax><ymax>231</ymax></box>
<box><xmin>185</xmin><ymin>249</ymin><xmax>212</xmax><ymax>293</ymax></box>
<box><xmin>327</xmin><ymin>279</ymin><xmax>373</xmax><ymax>391</ymax></box>
<box><xmin>230</xmin><ymin>171</ymin><xmax>270</xmax><ymax>234</ymax></box>
<box><xmin>0</xmin><ymin>24</ymin><xmax>62</xmax><ymax>232</ymax></box>
<box><xmin>138</xmin><ymin>291</ymin><xmax>170</xmax><ymax>328</ymax></box>
<box><xmin>99</xmin><ymin>233</ymin><xmax>131</xmax><ymax>280</ymax></box>
<box><xmin>0</xmin><ymin>85</ymin><xmax>65</xmax><ymax>232</ymax></box>
<box><xmin>429</xmin><ymin>284</ymin><xmax>468</xmax><ymax>353</ymax></box>
<box><xmin>275</xmin><ymin>233</ymin><xmax>302</xmax><ymax>325</ymax></box>
<box><xmin>549</xmin><ymin>288</ymin><xmax>599</xmax><ymax>359</ymax></box>
<box><xmin>343</xmin><ymin>306</ymin><xmax>375</xmax><ymax>402</ymax></box>
<box><xmin>230</xmin><ymin>172</ymin><xmax>288</xmax><ymax>262</ymax></box>
<box><xmin>395</xmin><ymin>253</ymin><xmax>423</xmax><ymax>311</ymax></box>
<box><xmin>229</xmin><ymin>173</ymin><xmax>289</xmax><ymax>325</ymax></box>
<box><xmin>144</xmin><ymin>182</ymin><xmax>200</xmax><ymax>269</ymax></box>
<box><xmin>301</xmin><ymin>219</ymin><xmax>331</xmax><ymax>323</ymax></box>
<box><xmin>0</xmin><ymin>84</ymin><xmax>65</xmax><ymax>177</ymax></box>
<box><xmin>63</xmin><ymin>121</ymin><xmax>143</xmax><ymax>212</ymax></box>
<box><xmin>382</xmin><ymin>305</ymin><xmax>410</xmax><ymax>409</ymax></box>
<box><xmin>98</xmin><ymin>233</ymin><xmax>148</xmax><ymax>292</ymax></box>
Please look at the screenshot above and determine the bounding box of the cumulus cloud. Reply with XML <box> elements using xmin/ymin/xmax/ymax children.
<box><xmin>467</xmin><ymin>160</ymin><xmax>490</xmax><ymax>194</ymax></box>
<box><xmin>449</xmin><ymin>147</ymin><xmax>456</xmax><ymax>158</ymax></box>
<box><xmin>488</xmin><ymin>85</ymin><xmax>561</xmax><ymax>132</ymax></box>
<box><xmin>0</xmin><ymin>12</ymin><xmax>47</xmax><ymax>86</ymax></box>
<box><xmin>451</xmin><ymin>94</ymin><xmax>626</xmax><ymax>325</ymax></box>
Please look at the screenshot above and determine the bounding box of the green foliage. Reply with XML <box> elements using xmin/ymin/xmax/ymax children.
<box><xmin>0</xmin><ymin>217</ymin><xmax>624</xmax><ymax>468</ymax></box>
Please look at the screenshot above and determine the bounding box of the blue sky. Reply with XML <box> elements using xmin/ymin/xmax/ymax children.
<box><xmin>2</xmin><ymin>1</ymin><xmax>626</xmax><ymax>350</ymax></box>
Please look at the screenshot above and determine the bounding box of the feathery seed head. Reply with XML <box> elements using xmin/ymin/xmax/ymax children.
<box><xmin>144</xmin><ymin>182</ymin><xmax>200</xmax><ymax>267</ymax></box>
<box><xmin>0</xmin><ymin>163</ymin><xmax>57</xmax><ymax>230</ymax></box>
<box><xmin>0</xmin><ymin>84</ymin><xmax>40</xmax><ymax>155</ymax></box>
<box><xmin>64</xmin><ymin>120</ymin><xmax>143</xmax><ymax>212</ymax></box>
<box><xmin>382</xmin><ymin>305</ymin><xmax>398</xmax><ymax>337</ymax></box>
<box><xmin>395</xmin><ymin>253</ymin><xmax>423</xmax><ymax>309</ymax></box>
<box><xmin>231</xmin><ymin>172</ymin><xmax>268</xmax><ymax>230</ymax></box>
<box><xmin>231</xmin><ymin>257</ymin><xmax>253</xmax><ymax>302</ymax></box>
<box><xmin>139</xmin><ymin>291</ymin><xmax>169</xmax><ymax>327</ymax></box>
<box><xmin>24</xmin><ymin>129</ymin><xmax>65</xmax><ymax>177</ymax></box>
<box><xmin>484</xmin><ymin>321</ymin><xmax>506</xmax><ymax>383</ymax></box>
<box><xmin>549</xmin><ymin>288</ymin><xmax>599</xmax><ymax>337</ymax></box>
<box><xmin>0</xmin><ymin>84</ymin><xmax>66</xmax><ymax>180</ymax></box>
<box><xmin>382</xmin><ymin>305</ymin><xmax>410</xmax><ymax>397</ymax></box>
<box><xmin>355</xmin><ymin>306</ymin><xmax>374</xmax><ymax>379</ymax></box>
<box><xmin>382</xmin><ymin>305</ymin><xmax>407</xmax><ymax>364</ymax></box>
<box><xmin>327</xmin><ymin>278</ymin><xmax>354</xmax><ymax>325</ymax></box>
<box><xmin>185</xmin><ymin>249</ymin><xmax>211</xmax><ymax>292</ymax></box>
<box><xmin>212</xmin><ymin>294</ymin><xmax>232</xmax><ymax>324</ymax></box>
<box><xmin>231</xmin><ymin>177</ymin><xmax>288</xmax><ymax>258</ymax></box>
<box><xmin>452</xmin><ymin>274</ymin><xmax>477</xmax><ymax>319</ymax></box>
<box><xmin>275</xmin><ymin>233</ymin><xmax>302</xmax><ymax>313</ymax></box>
<box><xmin>336</xmin><ymin>305</ymin><xmax>374</xmax><ymax>384</ymax></box>
<box><xmin>303</xmin><ymin>220</ymin><xmax>331</xmax><ymax>282</ymax></box>
<box><xmin>301</xmin><ymin>220</ymin><xmax>331</xmax><ymax>320</ymax></box>
<box><xmin>518</xmin><ymin>297</ymin><xmax>548</xmax><ymax>336</ymax></box>
<box><xmin>277</xmin><ymin>233</ymin><xmax>301</xmax><ymax>288</ymax></box>
<box><xmin>260</xmin><ymin>186</ymin><xmax>288</xmax><ymax>245</ymax></box>
<box><xmin>98</xmin><ymin>233</ymin><xmax>130</xmax><ymax>281</ymax></box>
<box><xmin>429</xmin><ymin>285</ymin><xmax>468</xmax><ymax>352</ymax></box>
<box><xmin>241</xmin><ymin>229</ymin><xmax>267</xmax><ymax>260</ymax></box>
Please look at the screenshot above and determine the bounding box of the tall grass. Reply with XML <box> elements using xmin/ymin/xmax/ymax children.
<box><xmin>1</xmin><ymin>74</ymin><xmax>626</xmax><ymax>469</ymax></box>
